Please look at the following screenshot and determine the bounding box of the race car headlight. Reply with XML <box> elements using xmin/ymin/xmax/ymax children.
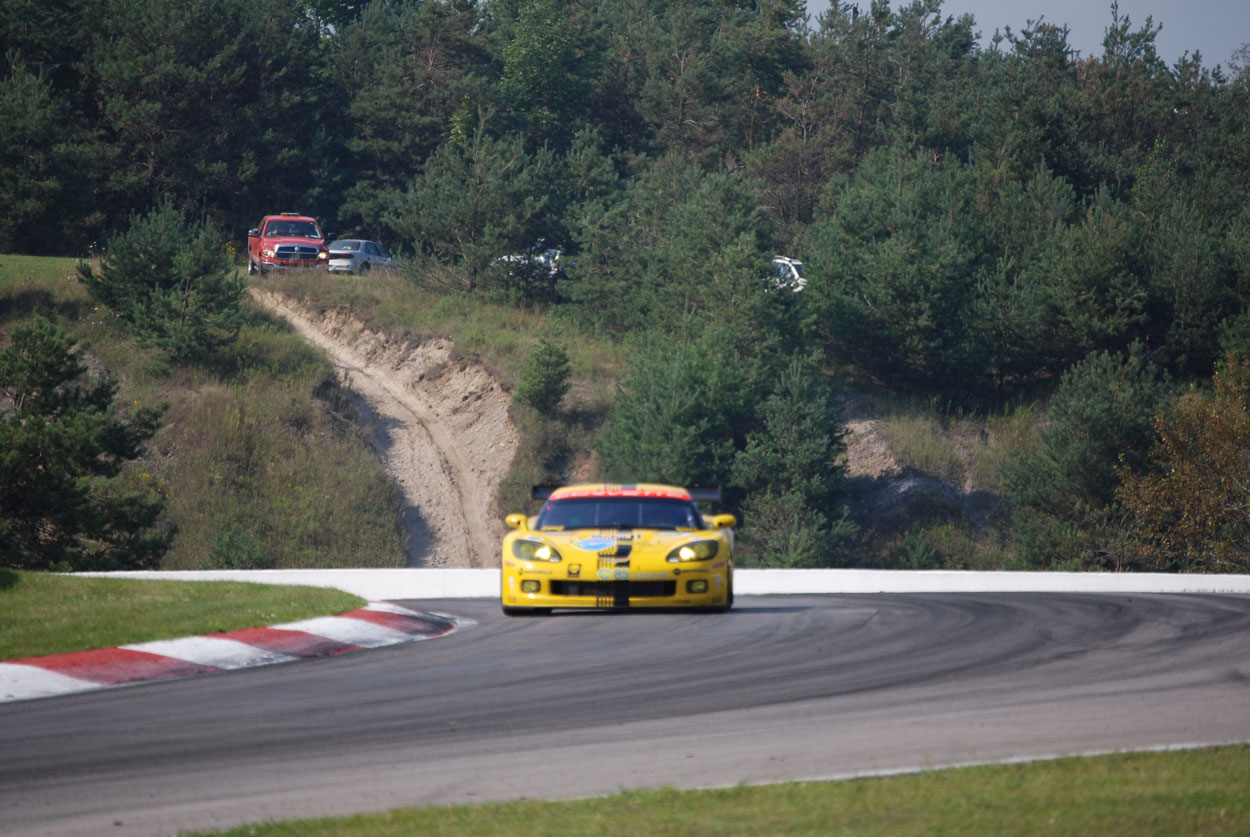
<box><xmin>512</xmin><ymin>539</ymin><xmax>561</xmax><ymax>562</ymax></box>
<box><xmin>667</xmin><ymin>540</ymin><xmax>718</xmax><ymax>562</ymax></box>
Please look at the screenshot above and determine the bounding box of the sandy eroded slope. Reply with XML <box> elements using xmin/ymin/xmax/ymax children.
<box><xmin>252</xmin><ymin>289</ymin><xmax>517</xmax><ymax>568</ymax></box>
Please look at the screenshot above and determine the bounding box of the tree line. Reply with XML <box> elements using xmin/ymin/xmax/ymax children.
<box><xmin>4</xmin><ymin>0</ymin><xmax>1250</xmax><ymax>570</ymax></box>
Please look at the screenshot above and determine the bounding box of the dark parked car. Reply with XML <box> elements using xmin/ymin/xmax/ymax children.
<box><xmin>327</xmin><ymin>239</ymin><xmax>398</xmax><ymax>274</ymax></box>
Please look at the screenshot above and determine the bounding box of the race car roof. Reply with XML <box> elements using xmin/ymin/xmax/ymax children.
<box><xmin>532</xmin><ymin>484</ymin><xmax>721</xmax><ymax>502</ymax></box>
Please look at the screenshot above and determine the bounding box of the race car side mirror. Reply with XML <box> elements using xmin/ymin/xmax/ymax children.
<box><xmin>711</xmin><ymin>514</ymin><xmax>736</xmax><ymax>529</ymax></box>
<box><xmin>505</xmin><ymin>513</ymin><xmax>528</xmax><ymax>530</ymax></box>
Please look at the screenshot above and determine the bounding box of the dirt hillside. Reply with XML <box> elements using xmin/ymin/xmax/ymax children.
<box><xmin>251</xmin><ymin>289</ymin><xmax>518</xmax><ymax>568</ymax></box>
<box><xmin>252</xmin><ymin>289</ymin><xmax>936</xmax><ymax>567</ymax></box>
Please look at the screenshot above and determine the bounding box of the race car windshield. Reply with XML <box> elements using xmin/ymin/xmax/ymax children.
<box><xmin>537</xmin><ymin>497</ymin><xmax>702</xmax><ymax>531</ymax></box>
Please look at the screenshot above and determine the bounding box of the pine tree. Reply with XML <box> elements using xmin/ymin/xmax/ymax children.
<box><xmin>732</xmin><ymin>357</ymin><xmax>856</xmax><ymax>567</ymax></box>
<box><xmin>78</xmin><ymin>198</ymin><xmax>244</xmax><ymax>361</ymax></box>
<box><xmin>0</xmin><ymin>317</ymin><xmax>171</xmax><ymax>570</ymax></box>
<box><xmin>596</xmin><ymin>320</ymin><xmax>750</xmax><ymax>489</ymax></box>
<box><xmin>1003</xmin><ymin>343</ymin><xmax>1171</xmax><ymax>568</ymax></box>
<box><xmin>392</xmin><ymin>126</ymin><xmax>561</xmax><ymax>293</ymax></box>
<box><xmin>514</xmin><ymin>337</ymin><xmax>571</xmax><ymax>416</ymax></box>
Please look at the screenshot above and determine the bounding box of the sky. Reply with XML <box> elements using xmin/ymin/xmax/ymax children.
<box><xmin>804</xmin><ymin>0</ymin><xmax>1250</xmax><ymax>68</ymax></box>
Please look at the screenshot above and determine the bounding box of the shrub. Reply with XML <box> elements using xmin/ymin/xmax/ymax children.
<box><xmin>1118</xmin><ymin>358</ymin><xmax>1250</xmax><ymax>572</ymax></box>
<box><xmin>78</xmin><ymin>197</ymin><xmax>244</xmax><ymax>361</ymax></box>
<box><xmin>1002</xmin><ymin>343</ymin><xmax>1171</xmax><ymax>568</ymax></box>
<box><xmin>514</xmin><ymin>336</ymin><xmax>571</xmax><ymax>415</ymax></box>
<box><xmin>208</xmin><ymin>525</ymin><xmax>273</xmax><ymax>570</ymax></box>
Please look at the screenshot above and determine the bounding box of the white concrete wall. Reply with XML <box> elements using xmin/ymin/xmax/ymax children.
<box><xmin>75</xmin><ymin>568</ymin><xmax>1250</xmax><ymax>600</ymax></box>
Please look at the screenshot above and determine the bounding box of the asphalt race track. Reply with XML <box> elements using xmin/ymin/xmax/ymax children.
<box><xmin>3</xmin><ymin>593</ymin><xmax>1249</xmax><ymax>836</ymax></box>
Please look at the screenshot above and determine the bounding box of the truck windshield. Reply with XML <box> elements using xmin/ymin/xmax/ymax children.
<box><xmin>537</xmin><ymin>497</ymin><xmax>701</xmax><ymax>531</ymax></box>
<box><xmin>266</xmin><ymin>220</ymin><xmax>321</xmax><ymax>238</ymax></box>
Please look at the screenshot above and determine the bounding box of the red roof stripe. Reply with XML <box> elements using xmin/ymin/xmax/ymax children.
<box><xmin>550</xmin><ymin>487</ymin><xmax>692</xmax><ymax>500</ymax></box>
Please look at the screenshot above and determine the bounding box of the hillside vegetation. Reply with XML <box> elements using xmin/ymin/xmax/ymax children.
<box><xmin>4</xmin><ymin>1</ymin><xmax>1250</xmax><ymax>571</ymax></box>
<box><xmin>0</xmin><ymin>257</ymin><xmax>405</xmax><ymax>570</ymax></box>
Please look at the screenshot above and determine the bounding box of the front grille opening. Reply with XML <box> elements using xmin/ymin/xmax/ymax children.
<box><xmin>551</xmin><ymin>580</ymin><xmax>676</xmax><ymax>598</ymax></box>
<box><xmin>276</xmin><ymin>245</ymin><xmax>320</xmax><ymax>261</ymax></box>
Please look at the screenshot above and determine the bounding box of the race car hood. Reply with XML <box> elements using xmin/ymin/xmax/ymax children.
<box><xmin>528</xmin><ymin>528</ymin><xmax>707</xmax><ymax>560</ymax></box>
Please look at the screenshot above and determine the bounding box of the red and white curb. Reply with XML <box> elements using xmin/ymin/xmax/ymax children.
<box><xmin>0</xmin><ymin>602</ymin><xmax>460</xmax><ymax>703</ymax></box>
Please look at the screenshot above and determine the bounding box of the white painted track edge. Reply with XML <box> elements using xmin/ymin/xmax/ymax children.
<box><xmin>71</xmin><ymin>568</ymin><xmax>1250</xmax><ymax>599</ymax></box>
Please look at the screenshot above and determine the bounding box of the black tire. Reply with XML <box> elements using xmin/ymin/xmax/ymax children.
<box><xmin>247</xmin><ymin>258</ymin><xmax>257</xmax><ymax>275</ymax></box>
<box><xmin>708</xmin><ymin>579</ymin><xmax>733</xmax><ymax>613</ymax></box>
<box><xmin>358</xmin><ymin>261</ymin><xmax>370</xmax><ymax>275</ymax></box>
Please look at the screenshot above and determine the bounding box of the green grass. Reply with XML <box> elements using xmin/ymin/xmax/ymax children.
<box><xmin>196</xmin><ymin>746</ymin><xmax>1249</xmax><ymax>836</ymax></box>
<box><xmin>880</xmin><ymin>410</ymin><xmax>967</xmax><ymax>484</ymax></box>
<box><xmin>0</xmin><ymin>569</ymin><xmax>363</xmax><ymax>660</ymax></box>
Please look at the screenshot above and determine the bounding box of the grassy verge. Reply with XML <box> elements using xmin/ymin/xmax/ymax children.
<box><xmin>196</xmin><ymin>746</ymin><xmax>1249</xmax><ymax>836</ymax></box>
<box><xmin>1</xmin><ymin>255</ymin><xmax>406</xmax><ymax>570</ymax></box>
<box><xmin>0</xmin><ymin>569</ymin><xmax>363</xmax><ymax>660</ymax></box>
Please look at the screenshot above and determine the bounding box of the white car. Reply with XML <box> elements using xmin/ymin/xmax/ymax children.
<box><xmin>496</xmin><ymin>243</ymin><xmax>565</xmax><ymax>278</ymax></box>
<box><xmin>772</xmin><ymin>256</ymin><xmax>806</xmax><ymax>291</ymax></box>
<box><xmin>327</xmin><ymin>240</ymin><xmax>397</xmax><ymax>274</ymax></box>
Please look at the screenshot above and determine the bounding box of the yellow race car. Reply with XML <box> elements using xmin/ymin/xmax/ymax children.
<box><xmin>501</xmin><ymin>483</ymin><xmax>735</xmax><ymax>615</ymax></box>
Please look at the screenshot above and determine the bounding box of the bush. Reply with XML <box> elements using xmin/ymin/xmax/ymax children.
<box><xmin>78</xmin><ymin>197</ymin><xmax>245</xmax><ymax>361</ymax></box>
<box><xmin>1118</xmin><ymin>357</ymin><xmax>1250</xmax><ymax>571</ymax></box>
<box><xmin>1003</xmin><ymin>343</ymin><xmax>1171</xmax><ymax>568</ymax></box>
<box><xmin>208</xmin><ymin>525</ymin><xmax>273</xmax><ymax>570</ymax></box>
<box><xmin>514</xmin><ymin>336</ymin><xmax>571</xmax><ymax>415</ymax></box>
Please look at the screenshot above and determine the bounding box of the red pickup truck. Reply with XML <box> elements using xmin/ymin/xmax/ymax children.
<box><xmin>247</xmin><ymin>213</ymin><xmax>330</xmax><ymax>275</ymax></box>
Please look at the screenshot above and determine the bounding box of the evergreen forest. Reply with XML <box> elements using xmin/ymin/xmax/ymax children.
<box><xmin>4</xmin><ymin>0</ymin><xmax>1250</xmax><ymax>572</ymax></box>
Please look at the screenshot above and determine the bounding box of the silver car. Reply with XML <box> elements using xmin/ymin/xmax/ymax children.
<box><xmin>327</xmin><ymin>239</ymin><xmax>398</xmax><ymax>274</ymax></box>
